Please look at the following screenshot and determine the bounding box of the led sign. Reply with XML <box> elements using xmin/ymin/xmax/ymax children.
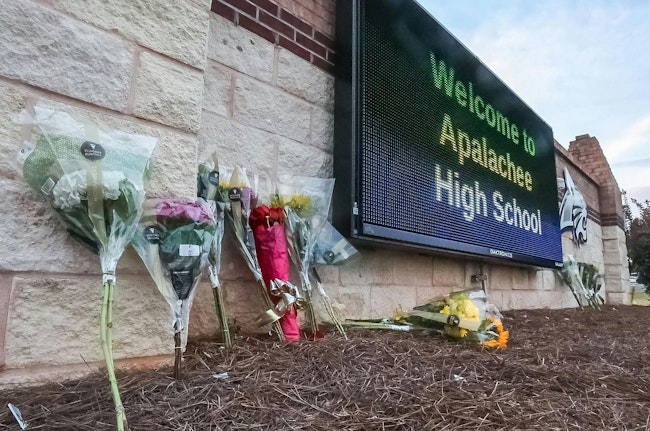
<box><xmin>333</xmin><ymin>0</ymin><xmax>563</xmax><ymax>267</ymax></box>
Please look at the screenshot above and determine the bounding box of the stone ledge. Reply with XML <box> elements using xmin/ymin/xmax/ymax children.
<box><xmin>0</xmin><ymin>354</ymin><xmax>172</xmax><ymax>389</ymax></box>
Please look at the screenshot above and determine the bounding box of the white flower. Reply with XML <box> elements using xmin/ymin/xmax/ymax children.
<box><xmin>102</xmin><ymin>171</ymin><xmax>126</xmax><ymax>200</ymax></box>
<box><xmin>52</xmin><ymin>170</ymin><xmax>86</xmax><ymax>210</ymax></box>
<box><xmin>51</xmin><ymin>170</ymin><xmax>127</xmax><ymax>210</ymax></box>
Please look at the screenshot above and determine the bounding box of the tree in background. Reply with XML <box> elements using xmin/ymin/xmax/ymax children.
<box><xmin>623</xmin><ymin>191</ymin><xmax>650</xmax><ymax>292</ymax></box>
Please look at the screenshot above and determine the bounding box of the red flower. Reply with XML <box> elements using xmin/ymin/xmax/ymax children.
<box><xmin>249</xmin><ymin>205</ymin><xmax>285</xmax><ymax>228</ymax></box>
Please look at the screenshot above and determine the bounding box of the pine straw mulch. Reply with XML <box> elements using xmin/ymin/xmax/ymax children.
<box><xmin>1</xmin><ymin>305</ymin><xmax>649</xmax><ymax>430</ymax></box>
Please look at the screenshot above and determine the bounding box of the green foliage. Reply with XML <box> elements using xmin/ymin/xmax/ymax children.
<box><xmin>622</xmin><ymin>190</ymin><xmax>650</xmax><ymax>290</ymax></box>
<box><xmin>634</xmin><ymin>236</ymin><xmax>650</xmax><ymax>293</ymax></box>
<box><xmin>559</xmin><ymin>258</ymin><xmax>603</xmax><ymax>309</ymax></box>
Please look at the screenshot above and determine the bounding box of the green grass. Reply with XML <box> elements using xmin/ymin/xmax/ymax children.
<box><xmin>632</xmin><ymin>291</ymin><xmax>650</xmax><ymax>306</ymax></box>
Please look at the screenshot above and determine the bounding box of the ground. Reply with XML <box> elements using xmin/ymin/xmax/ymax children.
<box><xmin>0</xmin><ymin>305</ymin><xmax>648</xmax><ymax>430</ymax></box>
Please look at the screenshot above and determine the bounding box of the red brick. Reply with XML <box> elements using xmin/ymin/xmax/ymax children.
<box><xmin>260</xmin><ymin>9</ymin><xmax>294</xmax><ymax>39</ymax></box>
<box><xmin>211</xmin><ymin>0</ymin><xmax>237</xmax><ymax>22</ymax></box>
<box><xmin>296</xmin><ymin>32</ymin><xmax>327</xmax><ymax>58</ymax></box>
<box><xmin>279</xmin><ymin>35</ymin><xmax>310</xmax><ymax>61</ymax></box>
<box><xmin>308</xmin><ymin>15</ymin><xmax>327</xmax><ymax>36</ymax></box>
<box><xmin>222</xmin><ymin>0</ymin><xmax>257</xmax><ymax>17</ymax></box>
<box><xmin>279</xmin><ymin>9</ymin><xmax>312</xmax><ymax>35</ymax></box>
<box><xmin>314</xmin><ymin>30</ymin><xmax>334</xmax><ymax>49</ymax></box>
<box><xmin>276</xmin><ymin>0</ymin><xmax>296</xmax><ymax>15</ymax></box>
<box><xmin>311</xmin><ymin>54</ymin><xmax>334</xmax><ymax>74</ymax></box>
<box><xmin>326</xmin><ymin>49</ymin><xmax>335</xmax><ymax>63</ymax></box>
<box><xmin>249</xmin><ymin>0</ymin><xmax>278</xmax><ymax>16</ymax></box>
<box><xmin>291</xmin><ymin>3</ymin><xmax>316</xmax><ymax>24</ymax></box>
<box><xmin>317</xmin><ymin>0</ymin><xmax>336</xmax><ymax>13</ymax></box>
<box><xmin>239</xmin><ymin>13</ymin><xmax>276</xmax><ymax>43</ymax></box>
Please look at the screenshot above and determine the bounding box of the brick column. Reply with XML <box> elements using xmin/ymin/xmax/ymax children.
<box><xmin>568</xmin><ymin>135</ymin><xmax>631</xmax><ymax>304</ymax></box>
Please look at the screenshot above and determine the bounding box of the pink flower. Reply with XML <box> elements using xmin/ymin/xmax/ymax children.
<box><xmin>155</xmin><ymin>199</ymin><xmax>212</xmax><ymax>223</ymax></box>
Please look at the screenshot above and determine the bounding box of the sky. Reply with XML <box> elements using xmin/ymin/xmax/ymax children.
<box><xmin>418</xmin><ymin>0</ymin><xmax>650</xmax><ymax>206</ymax></box>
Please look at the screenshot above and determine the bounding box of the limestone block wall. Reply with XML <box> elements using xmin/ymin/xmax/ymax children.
<box><xmin>0</xmin><ymin>0</ymin><xmax>212</xmax><ymax>384</ymax></box>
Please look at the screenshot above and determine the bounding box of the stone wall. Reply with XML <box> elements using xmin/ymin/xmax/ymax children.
<box><xmin>0</xmin><ymin>0</ymin><xmax>631</xmax><ymax>385</ymax></box>
<box><xmin>0</xmin><ymin>0</ymin><xmax>212</xmax><ymax>384</ymax></box>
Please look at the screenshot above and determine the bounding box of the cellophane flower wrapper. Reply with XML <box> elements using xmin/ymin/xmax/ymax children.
<box><xmin>132</xmin><ymin>198</ymin><xmax>215</xmax><ymax>379</ymax></box>
<box><xmin>218</xmin><ymin>166</ymin><xmax>263</xmax><ymax>279</ymax></box>
<box><xmin>310</xmin><ymin>220</ymin><xmax>357</xmax><ymax>339</ymax></box>
<box><xmin>276</xmin><ymin>175</ymin><xmax>335</xmax><ymax>336</ymax></box>
<box><xmin>249</xmin><ymin>204</ymin><xmax>301</xmax><ymax>341</ymax></box>
<box><xmin>559</xmin><ymin>255</ymin><xmax>602</xmax><ymax>309</ymax></box>
<box><xmin>197</xmin><ymin>158</ymin><xmax>230</xmax><ymax>347</ymax></box>
<box><xmin>132</xmin><ymin>198</ymin><xmax>215</xmax><ymax>336</ymax></box>
<box><xmin>349</xmin><ymin>290</ymin><xmax>508</xmax><ymax>348</ymax></box>
<box><xmin>15</xmin><ymin>104</ymin><xmax>156</xmax><ymax>430</ymax></box>
<box><xmin>16</xmin><ymin>105</ymin><xmax>155</xmax><ymax>268</ymax></box>
<box><xmin>218</xmin><ymin>166</ymin><xmax>285</xmax><ymax>341</ymax></box>
<box><xmin>401</xmin><ymin>289</ymin><xmax>509</xmax><ymax>348</ymax></box>
<box><xmin>312</xmin><ymin>220</ymin><xmax>359</xmax><ymax>266</ymax></box>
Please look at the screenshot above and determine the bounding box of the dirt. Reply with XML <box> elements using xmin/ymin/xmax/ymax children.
<box><xmin>0</xmin><ymin>305</ymin><xmax>648</xmax><ymax>430</ymax></box>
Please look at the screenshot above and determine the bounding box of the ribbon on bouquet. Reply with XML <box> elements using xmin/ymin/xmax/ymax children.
<box><xmin>255</xmin><ymin>279</ymin><xmax>304</xmax><ymax>327</ymax></box>
<box><xmin>83</xmin><ymin>122</ymin><xmax>108</xmax><ymax>248</ymax></box>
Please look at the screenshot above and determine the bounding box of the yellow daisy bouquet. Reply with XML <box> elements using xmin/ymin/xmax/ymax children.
<box><xmin>404</xmin><ymin>290</ymin><xmax>509</xmax><ymax>348</ymax></box>
<box><xmin>347</xmin><ymin>289</ymin><xmax>509</xmax><ymax>348</ymax></box>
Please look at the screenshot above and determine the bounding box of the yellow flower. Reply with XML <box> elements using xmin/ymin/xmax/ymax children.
<box><xmin>219</xmin><ymin>180</ymin><xmax>247</xmax><ymax>188</ymax></box>
<box><xmin>393</xmin><ymin>310</ymin><xmax>410</xmax><ymax>323</ymax></box>
<box><xmin>448</xmin><ymin>297</ymin><xmax>480</xmax><ymax>320</ymax></box>
<box><xmin>482</xmin><ymin>317</ymin><xmax>509</xmax><ymax>348</ymax></box>
<box><xmin>444</xmin><ymin>326</ymin><xmax>468</xmax><ymax>338</ymax></box>
<box><xmin>286</xmin><ymin>194</ymin><xmax>313</xmax><ymax>217</ymax></box>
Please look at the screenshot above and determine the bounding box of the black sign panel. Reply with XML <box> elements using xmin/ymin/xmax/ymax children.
<box><xmin>334</xmin><ymin>0</ymin><xmax>563</xmax><ymax>268</ymax></box>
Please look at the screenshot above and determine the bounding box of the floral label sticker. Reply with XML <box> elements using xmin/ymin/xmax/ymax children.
<box><xmin>323</xmin><ymin>250</ymin><xmax>336</xmax><ymax>263</ymax></box>
<box><xmin>143</xmin><ymin>225</ymin><xmax>163</xmax><ymax>244</ymax></box>
<box><xmin>179</xmin><ymin>244</ymin><xmax>201</xmax><ymax>257</ymax></box>
<box><xmin>208</xmin><ymin>170</ymin><xmax>219</xmax><ymax>186</ymax></box>
<box><xmin>80</xmin><ymin>141</ymin><xmax>106</xmax><ymax>161</ymax></box>
<box><xmin>170</xmin><ymin>269</ymin><xmax>193</xmax><ymax>300</ymax></box>
<box><xmin>229</xmin><ymin>187</ymin><xmax>241</xmax><ymax>202</ymax></box>
<box><xmin>40</xmin><ymin>177</ymin><xmax>56</xmax><ymax>195</ymax></box>
<box><xmin>17</xmin><ymin>145</ymin><xmax>32</xmax><ymax>164</ymax></box>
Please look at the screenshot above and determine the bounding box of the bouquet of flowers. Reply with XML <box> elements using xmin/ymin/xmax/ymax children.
<box><xmin>217</xmin><ymin>166</ymin><xmax>285</xmax><ymax>341</ymax></box>
<box><xmin>249</xmin><ymin>204</ymin><xmax>303</xmax><ymax>341</ymax></box>
<box><xmin>132</xmin><ymin>198</ymin><xmax>215</xmax><ymax>378</ymax></box>
<box><xmin>275</xmin><ymin>175</ymin><xmax>336</xmax><ymax>338</ymax></box>
<box><xmin>559</xmin><ymin>255</ymin><xmax>604</xmax><ymax>309</ymax></box>
<box><xmin>347</xmin><ymin>289</ymin><xmax>509</xmax><ymax>348</ymax></box>
<box><xmin>407</xmin><ymin>290</ymin><xmax>508</xmax><ymax>347</ymax></box>
<box><xmin>197</xmin><ymin>155</ymin><xmax>230</xmax><ymax>347</ymax></box>
<box><xmin>310</xmin><ymin>220</ymin><xmax>360</xmax><ymax>339</ymax></box>
<box><xmin>15</xmin><ymin>104</ymin><xmax>156</xmax><ymax>430</ymax></box>
<box><xmin>312</xmin><ymin>219</ymin><xmax>359</xmax><ymax>266</ymax></box>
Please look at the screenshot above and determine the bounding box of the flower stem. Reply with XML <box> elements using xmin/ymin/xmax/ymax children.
<box><xmin>302</xmin><ymin>281</ymin><xmax>319</xmax><ymax>338</ymax></box>
<box><xmin>311</xmin><ymin>268</ymin><xmax>347</xmax><ymax>339</ymax></box>
<box><xmin>258</xmin><ymin>279</ymin><xmax>286</xmax><ymax>342</ymax></box>
<box><xmin>211</xmin><ymin>286</ymin><xmax>232</xmax><ymax>348</ymax></box>
<box><xmin>173</xmin><ymin>331</ymin><xmax>182</xmax><ymax>380</ymax></box>
<box><xmin>322</xmin><ymin>295</ymin><xmax>348</xmax><ymax>340</ymax></box>
<box><xmin>100</xmin><ymin>279</ymin><xmax>128</xmax><ymax>431</ymax></box>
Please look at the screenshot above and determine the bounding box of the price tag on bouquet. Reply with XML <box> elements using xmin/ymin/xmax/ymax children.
<box><xmin>179</xmin><ymin>244</ymin><xmax>201</xmax><ymax>256</ymax></box>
